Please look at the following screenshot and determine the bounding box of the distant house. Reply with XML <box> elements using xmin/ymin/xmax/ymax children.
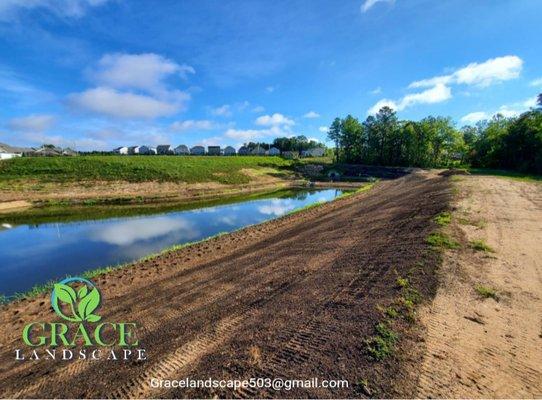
<box><xmin>157</xmin><ymin>145</ymin><xmax>173</xmax><ymax>155</ymax></box>
<box><xmin>33</xmin><ymin>146</ymin><xmax>63</xmax><ymax>157</ymax></box>
<box><xmin>174</xmin><ymin>145</ymin><xmax>190</xmax><ymax>155</ymax></box>
<box><xmin>127</xmin><ymin>146</ymin><xmax>138</xmax><ymax>155</ymax></box>
<box><xmin>223</xmin><ymin>146</ymin><xmax>236</xmax><ymax>156</ymax></box>
<box><xmin>0</xmin><ymin>152</ymin><xmax>21</xmax><ymax>160</ymax></box>
<box><xmin>0</xmin><ymin>142</ymin><xmax>34</xmax><ymax>159</ymax></box>
<box><xmin>190</xmin><ymin>145</ymin><xmax>205</xmax><ymax>155</ymax></box>
<box><xmin>148</xmin><ymin>147</ymin><xmax>157</xmax><ymax>155</ymax></box>
<box><xmin>135</xmin><ymin>146</ymin><xmax>151</xmax><ymax>155</ymax></box>
<box><xmin>113</xmin><ymin>146</ymin><xmax>129</xmax><ymax>155</ymax></box>
<box><xmin>301</xmin><ymin>147</ymin><xmax>325</xmax><ymax>157</ymax></box>
<box><xmin>62</xmin><ymin>148</ymin><xmax>78</xmax><ymax>156</ymax></box>
<box><xmin>237</xmin><ymin>146</ymin><xmax>249</xmax><ymax>155</ymax></box>
<box><xmin>268</xmin><ymin>147</ymin><xmax>280</xmax><ymax>156</ymax></box>
<box><xmin>207</xmin><ymin>146</ymin><xmax>221</xmax><ymax>156</ymax></box>
<box><xmin>282</xmin><ymin>151</ymin><xmax>299</xmax><ymax>159</ymax></box>
<box><xmin>250</xmin><ymin>146</ymin><xmax>266</xmax><ymax>156</ymax></box>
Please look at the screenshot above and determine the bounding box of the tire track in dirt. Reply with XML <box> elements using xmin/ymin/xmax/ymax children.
<box><xmin>0</xmin><ymin>172</ymin><xmax>452</xmax><ymax>399</ymax></box>
<box><xmin>416</xmin><ymin>176</ymin><xmax>542</xmax><ymax>398</ymax></box>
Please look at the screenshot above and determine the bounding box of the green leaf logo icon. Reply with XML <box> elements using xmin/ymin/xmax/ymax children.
<box><xmin>51</xmin><ymin>277</ymin><xmax>102</xmax><ymax>322</ymax></box>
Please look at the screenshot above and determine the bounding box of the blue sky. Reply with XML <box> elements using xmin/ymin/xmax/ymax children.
<box><xmin>0</xmin><ymin>0</ymin><xmax>540</xmax><ymax>151</ymax></box>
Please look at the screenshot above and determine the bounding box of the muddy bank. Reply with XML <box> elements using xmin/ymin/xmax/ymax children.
<box><xmin>0</xmin><ymin>171</ymin><xmax>451</xmax><ymax>398</ymax></box>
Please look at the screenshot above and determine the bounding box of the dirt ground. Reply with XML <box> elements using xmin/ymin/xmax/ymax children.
<box><xmin>0</xmin><ymin>171</ymin><xmax>451</xmax><ymax>399</ymax></box>
<box><xmin>0</xmin><ymin>168</ymin><xmax>297</xmax><ymax>208</ymax></box>
<box><xmin>416</xmin><ymin>175</ymin><xmax>542</xmax><ymax>398</ymax></box>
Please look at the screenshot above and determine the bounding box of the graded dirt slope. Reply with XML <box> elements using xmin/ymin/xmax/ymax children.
<box><xmin>416</xmin><ymin>176</ymin><xmax>542</xmax><ymax>398</ymax></box>
<box><xmin>0</xmin><ymin>171</ymin><xmax>451</xmax><ymax>399</ymax></box>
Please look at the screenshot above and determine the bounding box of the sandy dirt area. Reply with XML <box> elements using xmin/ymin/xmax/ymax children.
<box><xmin>416</xmin><ymin>176</ymin><xmax>542</xmax><ymax>398</ymax></box>
<box><xmin>0</xmin><ymin>169</ymin><xmax>297</xmax><ymax>205</ymax></box>
<box><xmin>0</xmin><ymin>171</ymin><xmax>450</xmax><ymax>398</ymax></box>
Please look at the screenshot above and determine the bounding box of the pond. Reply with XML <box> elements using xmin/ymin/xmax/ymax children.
<box><xmin>0</xmin><ymin>188</ymin><xmax>346</xmax><ymax>297</ymax></box>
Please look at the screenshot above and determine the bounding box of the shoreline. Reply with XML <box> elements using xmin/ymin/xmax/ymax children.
<box><xmin>0</xmin><ymin>183</ymin><xmax>372</xmax><ymax>303</ymax></box>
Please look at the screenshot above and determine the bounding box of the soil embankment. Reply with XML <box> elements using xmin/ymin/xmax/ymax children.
<box><xmin>0</xmin><ymin>171</ymin><xmax>451</xmax><ymax>398</ymax></box>
<box><xmin>416</xmin><ymin>175</ymin><xmax>542</xmax><ymax>397</ymax></box>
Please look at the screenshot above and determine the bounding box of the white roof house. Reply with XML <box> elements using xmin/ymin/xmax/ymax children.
<box><xmin>268</xmin><ymin>147</ymin><xmax>280</xmax><ymax>156</ymax></box>
<box><xmin>190</xmin><ymin>145</ymin><xmax>205</xmax><ymax>155</ymax></box>
<box><xmin>148</xmin><ymin>147</ymin><xmax>157</xmax><ymax>155</ymax></box>
<box><xmin>174</xmin><ymin>145</ymin><xmax>190</xmax><ymax>155</ymax></box>
<box><xmin>224</xmin><ymin>146</ymin><xmax>236</xmax><ymax>156</ymax></box>
<box><xmin>113</xmin><ymin>146</ymin><xmax>129</xmax><ymax>155</ymax></box>
<box><xmin>133</xmin><ymin>145</ymin><xmax>150</xmax><ymax>155</ymax></box>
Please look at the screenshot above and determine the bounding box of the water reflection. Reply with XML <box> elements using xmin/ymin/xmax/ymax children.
<box><xmin>0</xmin><ymin>189</ymin><xmax>345</xmax><ymax>296</ymax></box>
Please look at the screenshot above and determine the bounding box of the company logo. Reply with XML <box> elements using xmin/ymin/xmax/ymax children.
<box><xmin>51</xmin><ymin>277</ymin><xmax>101</xmax><ymax>322</ymax></box>
<box><xmin>15</xmin><ymin>277</ymin><xmax>146</xmax><ymax>362</ymax></box>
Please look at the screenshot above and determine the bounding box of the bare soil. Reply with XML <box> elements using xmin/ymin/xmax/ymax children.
<box><xmin>0</xmin><ymin>171</ymin><xmax>451</xmax><ymax>398</ymax></box>
<box><xmin>0</xmin><ymin>169</ymin><xmax>297</xmax><ymax>207</ymax></box>
<box><xmin>416</xmin><ymin>175</ymin><xmax>542</xmax><ymax>398</ymax></box>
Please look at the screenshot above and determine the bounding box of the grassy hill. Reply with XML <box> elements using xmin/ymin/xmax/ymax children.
<box><xmin>0</xmin><ymin>155</ymin><xmax>296</xmax><ymax>185</ymax></box>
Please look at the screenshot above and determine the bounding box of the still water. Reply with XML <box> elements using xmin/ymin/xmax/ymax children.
<box><xmin>0</xmin><ymin>189</ymin><xmax>345</xmax><ymax>297</ymax></box>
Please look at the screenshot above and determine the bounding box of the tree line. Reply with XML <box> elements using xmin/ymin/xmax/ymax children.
<box><xmin>326</xmin><ymin>95</ymin><xmax>542</xmax><ymax>174</ymax></box>
<box><xmin>244</xmin><ymin>135</ymin><xmax>325</xmax><ymax>152</ymax></box>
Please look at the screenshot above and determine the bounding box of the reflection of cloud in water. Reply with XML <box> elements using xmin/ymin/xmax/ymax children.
<box><xmin>257</xmin><ymin>200</ymin><xmax>297</xmax><ymax>216</ymax></box>
<box><xmin>216</xmin><ymin>215</ymin><xmax>238</xmax><ymax>226</ymax></box>
<box><xmin>92</xmin><ymin>216</ymin><xmax>200</xmax><ymax>246</ymax></box>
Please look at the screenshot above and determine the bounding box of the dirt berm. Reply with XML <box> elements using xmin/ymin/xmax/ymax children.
<box><xmin>0</xmin><ymin>171</ymin><xmax>451</xmax><ymax>398</ymax></box>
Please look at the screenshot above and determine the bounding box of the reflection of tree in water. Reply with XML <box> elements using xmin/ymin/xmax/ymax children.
<box><xmin>289</xmin><ymin>191</ymin><xmax>309</xmax><ymax>201</ymax></box>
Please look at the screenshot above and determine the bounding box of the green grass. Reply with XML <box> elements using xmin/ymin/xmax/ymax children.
<box><xmin>365</xmin><ymin>322</ymin><xmax>399</xmax><ymax>360</ymax></box>
<box><xmin>469</xmin><ymin>168</ymin><xmax>542</xmax><ymax>183</ymax></box>
<box><xmin>426</xmin><ymin>232</ymin><xmax>460</xmax><ymax>249</ymax></box>
<box><xmin>470</xmin><ymin>239</ymin><xmax>494</xmax><ymax>252</ymax></box>
<box><xmin>475</xmin><ymin>285</ymin><xmax>499</xmax><ymax>301</ymax></box>
<box><xmin>0</xmin><ymin>155</ymin><xmax>295</xmax><ymax>185</ymax></box>
<box><xmin>434</xmin><ymin>211</ymin><xmax>452</xmax><ymax>226</ymax></box>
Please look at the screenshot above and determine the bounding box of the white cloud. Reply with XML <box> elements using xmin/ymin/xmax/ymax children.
<box><xmin>255</xmin><ymin>113</ymin><xmax>295</xmax><ymax>126</ymax></box>
<box><xmin>319</xmin><ymin>126</ymin><xmax>328</xmax><ymax>133</ymax></box>
<box><xmin>70</xmin><ymin>53</ymin><xmax>192</xmax><ymax>119</ymax></box>
<box><xmin>460</xmin><ymin>112</ymin><xmax>489</xmax><ymax>124</ymax></box>
<box><xmin>198</xmin><ymin>136</ymin><xmax>225</xmax><ymax>147</ymax></box>
<box><xmin>370</xmin><ymin>87</ymin><xmax>382</xmax><ymax>95</ymax></box>
<box><xmin>368</xmin><ymin>83</ymin><xmax>451</xmax><ymax>114</ymax></box>
<box><xmin>530</xmin><ymin>77</ymin><xmax>542</xmax><ymax>87</ymax></box>
<box><xmin>252</xmin><ymin>105</ymin><xmax>265</xmax><ymax>113</ymax></box>
<box><xmin>211</xmin><ymin>104</ymin><xmax>232</xmax><ymax>117</ymax></box>
<box><xmin>361</xmin><ymin>0</ymin><xmax>394</xmax><ymax>13</ymax></box>
<box><xmin>68</xmin><ymin>87</ymin><xmax>183</xmax><ymax>119</ymax></box>
<box><xmin>265</xmin><ymin>86</ymin><xmax>275</xmax><ymax>93</ymax></box>
<box><xmin>224</xmin><ymin>125</ymin><xmax>292</xmax><ymax>141</ymax></box>
<box><xmin>92</xmin><ymin>53</ymin><xmax>194</xmax><ymax>93</ymax></box>
<box><xmin>170</xmin><ymin>120</ymin><xmax>215</xmax><ymax>132</ymax></box>
<box><xmin>257</xmin><ymin>200</ymin><xmax>296</xmax><ymax>216</ymax></box>
<box><xmin>224</xmin><ymin>128</ymin><xmax>265</xmax><ymax>141</ymax></box>
<box><xmin>460</xmin><ymin>96</ymin><xmax>537</xmax><ymax>125</ymax></box>
<box><xmin>303</xmin><ymin>111</ymin><xmax>320</xmax><ymax>119</ymax></box>
<box><xmin>0</xmin><ymin>0</ymin><xmax>110</xmax><ymax>21</ymax></box>
<box><xmin>8</xmin><ymin>114</ymin><xmax>55</xmax><ymax>132</ymax></box>
<box><xmin>410</xmin><ymin>55</ymin><xmax>523</xmax><ymax>89</ymax></box>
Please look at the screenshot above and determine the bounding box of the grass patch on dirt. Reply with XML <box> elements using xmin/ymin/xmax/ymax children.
<box><xmin>365</xmin><ymin>322</ymin><xmax>399</xmax><ymax>360</ymax></box>
<box><xmin>469</xmin><ymin>168</ymin><xmax>542</xmax><ymax>183</ymax></box>
<box><xmin>434</xmin><ymin>211</ymin><xmax>452</xmax><ymax>226</ymax></box>
<box><xmin>426</xmin><ymin>232</ymin><xmax>460</xmax><ymax>249</ymax></box>
<box><xmin>0</xmin><ymin>155</ymin><xmax>295</xmax><ymax>185</ymax></box>
<box><xmin>475</xmin><ymin>285</ymin><xmax>499</xmax><ymax>301</ymax></box>
<box><xmin>470</xmin><ymin>239</ymin><xmax>494</xmax><ymax>252</ymax></box>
